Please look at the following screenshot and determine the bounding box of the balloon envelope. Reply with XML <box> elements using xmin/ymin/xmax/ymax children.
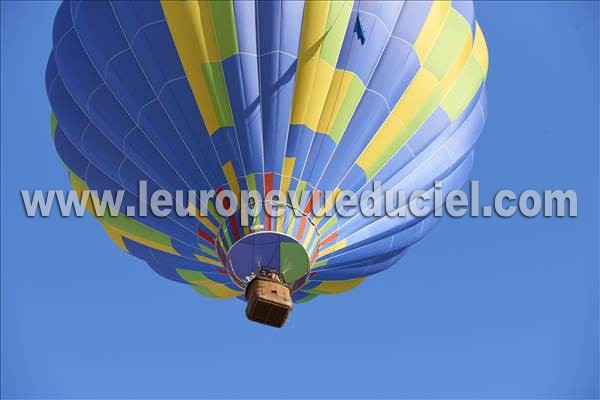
<box><xmin>46</xmin><ymin>0</ymin><xmax>488</xmax><ymax>302</ymax></box>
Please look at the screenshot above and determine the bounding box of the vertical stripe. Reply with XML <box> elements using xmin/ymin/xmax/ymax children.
<box><xmin>290</xmin><ymin>1</ymin><xmax>353</xmax><ymax>132</ymax></box>
<box><xmin>413</xmin><ymin>1</ymin><xmax>451</xmax><ymax>63</ymax></box>
<box><xmin>162</xmin><ymin>0</ymin><xmax>233</xmax><ymax>133</ymax></box>
<box><xmin>209</xmin><ymin>0</ymin><xmax>238</xmax><ymax>60</ymax></box>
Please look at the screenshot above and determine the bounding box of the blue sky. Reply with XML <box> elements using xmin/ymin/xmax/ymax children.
<box><xmin>1</xmin><ymin>1</ymin><xmax>598</xmax><ymax>398</ymax></box>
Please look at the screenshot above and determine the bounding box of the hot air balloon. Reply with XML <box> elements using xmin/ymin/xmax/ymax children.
<box><xmin>46</xmin><ymin>0</ymin><xmax>488</xmax><ymax>327</ymax></box>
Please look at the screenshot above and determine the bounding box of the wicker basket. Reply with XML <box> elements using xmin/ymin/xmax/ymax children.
<box><xmin>245</xmin><ymin>277</ymin><xmax>293</xmax><ymax>328</ymax></box>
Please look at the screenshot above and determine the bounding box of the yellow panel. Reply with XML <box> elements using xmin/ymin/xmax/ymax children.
<box><xmin>290</xmin><ymin>1</ymin><xmax>331</xmax><ymax>131</ymax></box>
<box><xmin>413</xmin><ymin>1</ymin><xmax>451</xmax><ymax>64</ymax></box>
<box><xmin>183</xmin><ymin>270</ymin><xmax>241</xmax><ymax>298</ymax></box>
<box><xmin>357</xmin><ymin>69</ymin><xmax>439</xmax><ymax>173</ymax></box>
<box><xmin>440</xmin><ymin>24</ymin><xmax>488</xmax><ymax>121</ymax></box>
<box><xmin>222</xmin><ymin>161</ymin><xmax>240</xmax><ymax>202</ymax></box>
<box><xmin>356</xmin><ymin>113</ymin><xmax>407</xmax><ymax>172</ymax></box>
<box><xmin>290</xmin><ymin>0</ymin><xmax>353</xmax><ymax>132</ymax></box>
<box><xmin>187</xmin><ymin>203</ymin><xmax>218</xmax><ymax>235</ymax></box>
<box><xmin>69</xmin><ymin>173</ymin><xmax>97</xmax><ymax>215</ymax></box>
<box><xmin>277</xmin><ymin>157</ymin><xmax>296</xmax><ymax>232</ymax></box>
<box><xmin>102</xmin><ymin>225</ymin><xmax>128</xmax><ymax>252</ymax></box>
<box><xmin>392</xmin><ymin>68</ymin><xmax>439</xmax><ymax>122</ymax></box>
<box><xmin>194</xmin><ymin>253</ymin><xmax>223</xmax><ymax>267</ymax></box>
<box><xmin>302</xmin><ymin>224</ymin><xmax>317</xmax><ymax>249</ymax></box>
<box><xmin>310</xmin><ymin>276</ymin><xmax>365</xmax><ymax>294</ymax></box>
<box><xmin>286</xmin><ymin>216</ymin><xmax>297</xmax><ymax>235</ymax></box>
<box><xmin>161</xmin><ymin>1</ymin><xmax>219</xmax><ymax>62</ymax></box>
<box><xmin>161</xmin><ymin>0</ymin><xmax>221</xmax><ymax>133</ymax></box>
<box><xmin>306</xmin><ymin>60</ymin><xmax>336</xmax><ymax>131</ymax></box>
<box><xmin>185</xmin><ymin>276</ymin><xmax>209</xmax><ymax>285</ymax></box>
<box><xmin>205</xmin><ymin>283</ymin><xmax>243</xmax><ymax>299</ymax></box>
<box><xmin>312</xmin><ymin>187</ymin><xmax>341</xmax><ymax>226</ymax></box>
<box><xmin>316</xmin><ymin>69</ymin><xmax>354</xmax><ymax>134</ymax></box>
<box><xmin>70</xmin><ymin>172</ymin><xmax>180</xmax><ymax>255</ymax></box>
<box><xmin>70</xmin><ymin>172</ymin><xmax>86</xmax><ymax>192</ymax></box>
<box><xmin>188</xmin><ymin>278</ymin><xmax>242</xmax><ymax>299</ymax></box>
<box><xmin>222</xmin><ymin>161</ymin><xmax>249</xmax><ymax>235</ymax></box>
<box><xmin>110</xmin><ymin>224</ymin><xmax>178</xmax><ymax>255</ymax></box>
<box><xmin>197</xmin><ymin>1</ymin><xmax>220</xmax><ymax>59</ymax></box>
<box><xmin>472</xmin><ymin>23</ymin><xmax>489</xmax><ymax>75</ymax></box>
<box><xmin>279</xmin><ymin>157</ymin><xmax>296</xmax><ymax>196</ymax></box>
<box><xmin>291</xmin><ymin>59</ymin><xmax>336</xmax><ymax>132</ymax></box>
<box><xmin>317</xmin><ymin>238</ymin><xmax>346</xmax><ymax>258</ymax></box>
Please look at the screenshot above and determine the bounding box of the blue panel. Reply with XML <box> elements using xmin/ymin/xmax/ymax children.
<box><xmin>337</xmin><ymin>8</ymin><xmax>399</xmax><ymax>84</ymax></box>
<box><xmin>407</xmin><ymin>108</ymin><xmax>451</xmax><ymax>155</ymax></box>
<box><xmin>300</xmin><ymin>132</ymin><xmax>337</xmax><ymax>189</ymax></box>
<box><xmin>369</xmin><ymin>38</ymin><xmax>420</xmax><ymax>107</ymax></box>
<box><xmin>258</xmin><ymin>53</ymin><xmax>297</xmax><ymax>174</ymax></box>
<box><xmin>338</xmin><ymin>164</ymin><xmax>367</xmax><ymax>193</ymax></box>
<box><xmin>73</xmin><ymin>1</ymin><xmax>129</xmax><ymax>76</ymax></box>
<box><xmin>158</xmin><ymin>79</ymin><xmax>224</xmax><ymax>188</ymax></box>
<box><xmin>212</xmin><ymin>126</ymin><xmax>247</xmax><ymax>181</ymax></box>
<box><xmin>104</xmin><ymin>51</ymin><xmax>156</xmax><ymax>118</ymax></box>
<box><xmin>54</xmin><ymin>127</ymin><xmax>89</xmax><ymax>178</ymax></box>
<box><xmin>128</xmin><ymin>21</ymin><xmax>184</xmax><ymax>92</ymax></box>
<box><xmin>314</xmin><ymin>91</ymin><xmax>389</xmax><ymax>192</ymax></box>
<box><xmin>111</xmin><ymin>1</ymin><xmax>166</xmax><ymax>44</ymax></box>
<box><xmin>123</xmin><ymin>239</ymin><xmax>187</xmax><ymax>284</ymax></box>
<box><xmin>222</xmin><ymin>54</ymin><xmax>263</xmax><ymax>177</ymax></box>
<box><xmin>355</xmin><ymin>1</ymin><xmax>404</xmax><ymax>33</ymax></box>
<box><xmin>232</xmin><ymin>1</ymin><xmax>257</xmax><ymax>55</ymax></box>
<box><xmin>392</xmin><ymin>1</ymin><xmax>432</xmax><ymax>43</ymax></box>
<box><xmin>257</xmin><ymin>0</ymin><xmax>304</xmax><ymax>56</ymax></box>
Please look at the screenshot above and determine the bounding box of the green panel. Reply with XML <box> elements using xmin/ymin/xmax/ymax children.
<box><xmin>296</xmin><ymin>292</ymin><xmax>319</xmax><ymax>303</ymax></box>
<box><xmin>319</xmin><ymin>214</ymin><xmax>338</xmax><ymax>236</ymax></box>
<box><xmin>221</xmin><ymin>224</ymin><xmax>233</xmax><ymax>248</ymax></box>
<box><xmin>329</xmin><ymin>75</ymin><xmax>365</xmax><ymax>143</ymax></box>
<box><xmin>50</xmin><ymin>112</ymin><xmax>57</xmax><ymax>138</ymax></box>
<box><xmin>244</xmin><ymin>173</ymin><xmax>261</xmax><ymax>228</ymax></box>
<box><xmin>294</xmin><ymin>180</ymin><xmax>308</xmax><ymax>204</ymax></box>
<box><xmin>285</xmin><ymin>218</ymin><xmax>296</xmax><ymax>235</ymax></box>
<box><xmin>246</xmin><ymin>173</ymin><xmax>257</xmax><ymax>192</ymax></box>
<box><xmin>405</xmin><ymin>88</ymin><xmax>442</xmax><ymax>136</ymax></box>
<box><xmin>424</xmin><ymin>9</ymin><xmax>470</xmax><ymax>79</ymax></box>
<box><xmin>177</xmin><ymin>268</ymin><xmax>208</xmax><ymax>283</ymax></box>
<box><xmin>209</xmin><ymin>0</ymin><xmax>239</xmax><ymax>60</ymax></box>
<box><xmin>441</xmin><ymin>57</ymin><xmax>483</xmax><ymax>121</ymax></box>
<box><xmin>198</xmin><ymin>243</ymin><xmax>218</xmax><ymax>258</ymax></box>
<box><xmin>280</xmin><ymin>241</ymin><xmax>310</xmax><ymax>283</ymax></box>
<box><xmin>178</xmin><ymin>269</ymin><xmax>223</xmax><ymax>299</ymax></box>
<box><xmin>201</xmin><ymin>62</ymin><xmax>233</xmax><ymax>127</ymax></box>
<box><xmin>320</xmin><ymin>1</ymin><xmax>353</xmax><ymax>66</ymax></box>
<box><xmin>206</xmin><ymin>200</ymin><xmax>223</xmax><ymax>222</ymax></box>
<box><xmin>191</xmin><ymin>285</ymin><xmax>218</xmax><ymax>298</ymax></box>
<box><xmin>103</xmin><ymin>214</ymin><xmax>173</xmax><ymax>248</ymax></box>
<box><xmin>70</xmin><ymin>173</ymin><xmax>173</xmax><ymax>247</ymax></box>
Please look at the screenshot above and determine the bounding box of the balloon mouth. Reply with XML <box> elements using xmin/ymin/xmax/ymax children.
<box><xmin>215</xmin><ymin>207</ymin><xmax>320</xmax><ymax>290</ymax></box>
<box><xmin>225</xmin><ymin>231</ymin><xmax>311</xmax><ymax>290</ymax></box>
